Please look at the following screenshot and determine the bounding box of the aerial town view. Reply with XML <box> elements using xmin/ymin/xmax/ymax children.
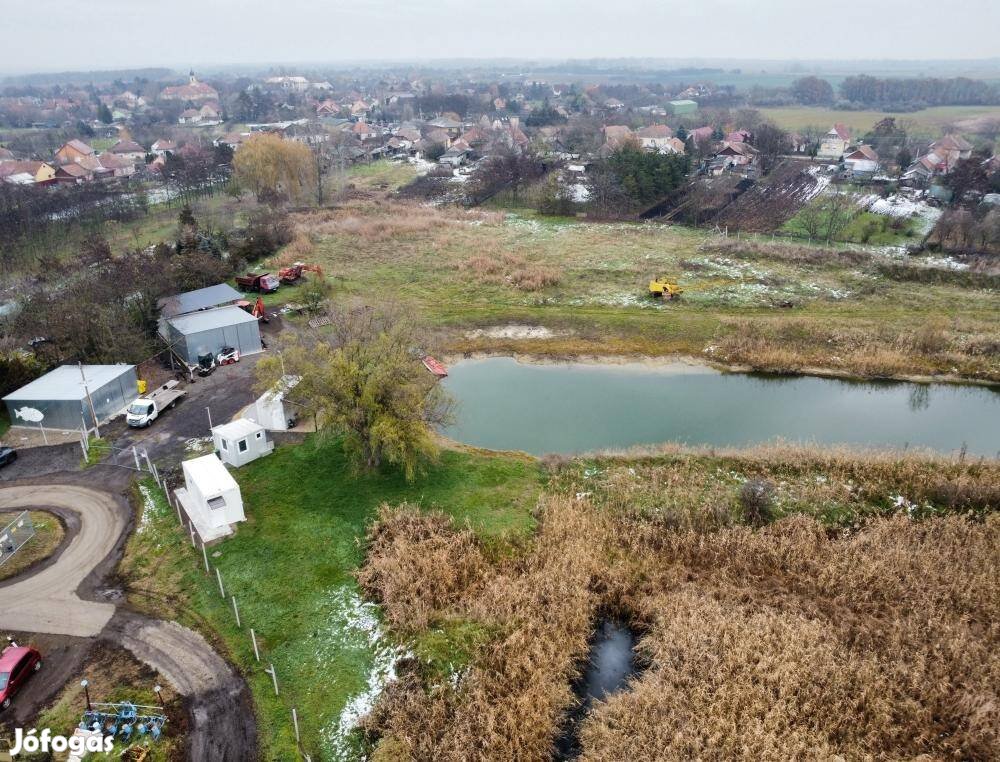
<box><xmin>0</xmin><ymin>1</ymin><xmax>998</xmax><ymax>760</ymax></box>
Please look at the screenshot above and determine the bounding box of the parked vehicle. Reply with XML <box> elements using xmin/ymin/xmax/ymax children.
<box><xmin>235</xmin><ymin>272</ymin><xmax>279</xmax><ymax>293</ymax></box>
<box><xmin>126</xmin><ymin>380</ymin><xmax>187</xmax><ymax>428</ymax></box>
<box><xmin>236</xmin><ymin>296</ymin><xmax>269</xmax><ymax>322</ymax></box>
<box><xmin>197</xmin><ymin>353</ymin><xmax>216</xmax><ymax>377</ymax></box>
<box><xmin>0</xmin><ymin>447</ymin><xmax>16</xmax><ymax>468</ymax></box>
<box><xmin>278</xmin><ymin>262</ymin><xmax>323</xmax><ymax>284</ymax></box>
<box><xmin>0</xmin><ymin>644</ymin><xmax>42</xmax><ymax>710</ymax></box>
<box><xmin>217</xmin><ymin>347</ymin><xmax>240</xmax><ymax>366</ymax></box>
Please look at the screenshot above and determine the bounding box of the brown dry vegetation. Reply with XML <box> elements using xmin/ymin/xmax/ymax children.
<box><xmin>359</xmin><ymin>447</ymin><xmax>1000</xmax><ymax>761</ymax></box>
<box><xmin>281</xmin><ymin>190</ymin><xmax>998</xmax><ymax>383</ymax></box>
<box><xmin>711</xmin><ymin>316</ymin><xmax>1000</xmax><ymax>381</ymax></box>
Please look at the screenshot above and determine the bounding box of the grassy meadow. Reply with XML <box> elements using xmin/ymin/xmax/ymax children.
<box><xmin>119</xmin><ymin>441</ymin><xmax>543</xmax><ymax>761</ymax></box>
<box><xmin>262</xmin><ymin>180</ymin><xmax>999</xmax><ymax>382</ymax></box>
<box><xmin>759</xmin><ymin>104</ymin><xmax>1000</xmax><ymax>137</ymax></box>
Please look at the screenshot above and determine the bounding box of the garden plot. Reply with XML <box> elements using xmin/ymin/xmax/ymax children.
<box><xmin>714</xmin><ymin>163</ymin><xmax>831</xmax><ymax>233</ymax></box>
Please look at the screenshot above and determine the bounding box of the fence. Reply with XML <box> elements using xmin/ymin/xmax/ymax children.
<box><xmin>148</xmin><ymin>466</ymin><xmax>313</xmax><ymax>761</ymax></box>
<box><xmin>0</xmin><ymin>511</ymin><xmax>35</xmax><ymax>568</ymax></box>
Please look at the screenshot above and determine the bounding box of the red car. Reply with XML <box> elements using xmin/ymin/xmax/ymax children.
<box><xmin>0</xmin><ymin>645</ymin><xmax>42</xmax><ymax>710</ymax></box>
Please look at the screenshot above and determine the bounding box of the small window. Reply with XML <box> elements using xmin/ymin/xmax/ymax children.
<box><xmin>238</xmin><ymin>439</ymin><xmax>248</xmax><ymax>452</ymax></box>
<box><xmin>207</xmin><ymin>496</ymin><xmax>226</xmax><ymax>510</ymax></box>
<box><xmin>221</xmin><ymin>439</ymin><xmax>228</xmax><ymax>451</ymax></box>
<box><xmin>255</xmin><ymin>432</ymin><xmax>262</xmax><ymax>440</ymax></box>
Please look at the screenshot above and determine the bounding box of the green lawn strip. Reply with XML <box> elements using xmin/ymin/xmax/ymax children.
<box><xmin>125</xmin><ymin>438</ymin><xmax>542</xmax><ymax>760</ymax></box>
<box><xmin>0</xmin><ymin>510</ymin><xmax>64</xmax><ymax>581</ymax></box>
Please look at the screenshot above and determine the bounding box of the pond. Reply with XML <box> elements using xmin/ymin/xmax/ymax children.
<box><xmin>555</xmin><ymin>619</ymin><xmax>640</xmax><ymax>760</ymax></box>
<box><xmin>441</xmin><ymin>357</ymin><xmax>1000</xmax><ymax>457</ymax></box>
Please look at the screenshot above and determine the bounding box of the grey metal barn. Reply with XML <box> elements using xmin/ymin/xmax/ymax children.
<box><xmin>165</xmin><ymin>305</ymin><xmax>262</xmax><ymax>364</ymax></box>
<box><xmin>2</xmin><ymin>364</ymin><xmax>138</xmax><ymax>431</ymax></box>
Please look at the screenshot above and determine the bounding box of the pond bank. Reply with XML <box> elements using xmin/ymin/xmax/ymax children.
<box><xmin>442</xmin><ymin>350</ymin><xmax>1000</xmax><ymax>389</ymax></box>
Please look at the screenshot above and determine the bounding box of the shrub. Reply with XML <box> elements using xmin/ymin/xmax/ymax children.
<box><xmin>738</xmin><ymin>478</ymin><xmax>776</xmax><ymax>525</ymax></box>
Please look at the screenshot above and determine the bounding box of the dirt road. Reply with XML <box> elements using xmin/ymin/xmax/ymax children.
<box><xmin>0</xmin><ymin>479</ymin><xmax>258</xmax><ymax>760</ymax></box>
<box><xmin>0</xmin><ymin>485</ymin><xmax>123</xmax><ymax>636</ymax></box>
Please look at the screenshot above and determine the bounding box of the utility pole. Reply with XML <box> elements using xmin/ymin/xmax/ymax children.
<box><xmin>79</xmin><ymin>362</ymin><xmax>100</xmax><ymax>437</ymax></box>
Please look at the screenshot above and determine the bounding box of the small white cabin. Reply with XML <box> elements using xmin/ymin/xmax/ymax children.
<box><xmin>212</xmin><ymin>418</ymin><xmax>273</xmax><ymax>467</ymax></box>
<box><xmin>248</xmin><ymin>375</ymin><xmax>300</xmax><ymax>431</ymax></box>
<box><xmin>176</xmin><ymin>454</ymin><xmax>245</xmax><ymax>542</ymax></box>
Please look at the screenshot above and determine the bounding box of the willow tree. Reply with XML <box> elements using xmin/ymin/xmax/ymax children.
<box><xmin>232</xmin><ymin>132</ymin><xmax>316</xmax><ymax>205</ymax></box>
<box><xmin>255</xmin><ymin>304</ymin><xmax>452</xmax><ymax>481</ymax></box>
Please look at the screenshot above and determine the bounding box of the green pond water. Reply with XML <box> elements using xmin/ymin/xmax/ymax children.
<box><xmin>441</xmin><ymin>357</ymin><xmax>1000</xmax><ymax>457</ymax></box>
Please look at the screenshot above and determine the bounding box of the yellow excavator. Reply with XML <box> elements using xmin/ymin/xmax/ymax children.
<box><xmin>648</xmin><ymin>277</ymin><xmax>684</xmax><ymax>299</ymax></box>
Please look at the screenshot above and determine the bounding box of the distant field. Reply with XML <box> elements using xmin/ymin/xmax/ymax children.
<box><xmin>759</xmin><ymin>105</ymin><xmax>1000</xmax><ymax>137</ymax></box>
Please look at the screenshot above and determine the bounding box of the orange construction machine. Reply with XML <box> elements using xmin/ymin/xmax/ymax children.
<box><xmin>278</xmin><ymin>262</ymin><xmax>324</xmax><ymax>284</ymax></box>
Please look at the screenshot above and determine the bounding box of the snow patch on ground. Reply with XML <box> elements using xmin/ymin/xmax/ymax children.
<box><xmin>184</xmin><ymin>436</ymin><xmax>213</xmax><ymax>454</ymax></box>
<box><xmin>320</xmin><ymin>587</ymin><xmax>408</xmax><ymax>761</ymax></box>
<box><xmin>466</xmin><ymin>324</ymin><xmax>567</xmax><ymax>340</ymax></box>
<box><xmin>859</xmin><ymin>193</ymin><xmax>942</xmax><ymax>234</ymax></box>
<box><xmin>137</xmin><ymin>484</ymin><xmax>164</xmax><ymax>535</ymax></box>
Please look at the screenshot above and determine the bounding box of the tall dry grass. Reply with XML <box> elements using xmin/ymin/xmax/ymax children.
<box><xmin>583</xmin><ymin>514</ymin><xmax>1000</xmax><ymax>760</ymax></box>
<box><xmin>361</xmin><ymin>447</ymin><xmax>999</xmax><ymax>761</ymax></box>
<box><xmin>460</xmin><ymin>252</ymin><xmax>561</xmax><ymax>291</ymax></box>
<box><xmin>362</xmin><ymin>496</ymin><xmax>606</xmax><ymax>761</ymax></box>
<box><xmin>712</xmin><ymin>316</ymin><xmax>1000</xmax><ymax>382</ymax></box>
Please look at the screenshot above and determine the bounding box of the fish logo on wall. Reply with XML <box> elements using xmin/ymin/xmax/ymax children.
<box><xmin>13</xmin><ymin>407</ymin><xmax>44</xmax><ymax>423</ymax></box>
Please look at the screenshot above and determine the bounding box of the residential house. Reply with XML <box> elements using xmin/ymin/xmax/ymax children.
<box><xmin>636</xmin><ymin>124</ymin><xmax>675</xmax><ymax>153</ymax></box>
<box><xmin>425</xmin><ymin>128</ymin><xmax>452</xmax><ymax>148</ymax></box>
<box><xmin>604</xmin><ymin>97</ymin><xmax>625</xmax><ymax>111</ymax></box>
<box><xmin>842</xmin><ymin>145</ymin><xmax>880</xmax><ymax>176</ymax></box>
<box><xmin>725</xmin><ymin>130</ymin><xmax>752</xmax><ymax>144</ymax></box>
<box><xmin>817</xmin><ymin>124</ymin><xmax>851</xmax><ymax>160</ymax></box>
<box><xmin>439</xmin><ymin>140</ymin><xmax>470</xmax><ymax>167</ymax></box>
<box><xmin>160</xmin><ymin>71</ymin><xmax>218</xmax><ymax>102</ymax></box>
<box><xmin>178</xmin><ymin>108</ymin><xmax>202</xmax><ymax>125</ymax></box>
<box><xmin>603</xmin><ymin>125</ymin><xmax>634</xmax><ymax>149</ymax></box>
<box><xmin>351</xmin><ymin>121</ymin><xmax>379</xmax><ymax>140</ymax></box>
<box><xmin>688</xmin><ymin>126</ymin><xmax>714</xmax><ymax>146</ymax></box>
<box><xmin>55</xmin><ymin>139</ymin><xmax>95</xmax><ymax>165</ymax></box>
<box><xmin>0</xmin><ymin>160</ymin><xmax>57</xmax><ymax>184</ymax></box>
<box><xmin>714</xmin><ymin>141</ymin><xmax>758</xmax><ymax>172</ymax></box>
<box><xmin>427</xmin><ymin>116</ymin><xmax>463</xmax><ymax>137</ymax></box>
<box><xmin>315</xmin><ymin>99</ymin><xmax>340</xmax><ymax>117</ymax></box>
<box><xmin>150</xmin><ymin>139</ymin><xmax>177</xmax><ymax>156</ymax></box>
<box><xmin>53</xmin><ymin>162</ymin><xmax>92</xmax><ymax>183</ymax></box>
<box><xmin>96</xmin><ymin>152</ymin><xmax>136</xmax><ymax>178</ymax></box>
<box><xmin>215</xmin><ymin>132</ymin><xmax>249</xmax><ymax>150</ymax></box>
<box><xmin>904</xmin><ymin>135</ymin><xmax>974</xmax><ymax>183</ymax></box>
<box><xmin>108</xmin><ymin>139</ymin><xmax>146</xmax><ymax>162</ymax></box>
<box><xmin>264</xmin><ymin>75</ymin><xmax>309</xmax><ymax>92</ymax></box>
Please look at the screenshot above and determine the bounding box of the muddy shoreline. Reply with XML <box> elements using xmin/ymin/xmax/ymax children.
<box><xmin>441</xmin><ymin>349</ymin><xmax>1000</xmax><ymax>389</ymax></box>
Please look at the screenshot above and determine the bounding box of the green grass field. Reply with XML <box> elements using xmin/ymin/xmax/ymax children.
<box><xmin>121</xmin><ymin>439</ymin><xmax>543</xmax><ymax>760</ymax></box>
<box><xmin>276</xmin><ymin>190</ymin><xmax>999</xmax><ymax>381</ymax></box>
<box><xmin>759</xmin><ymin>105</ymin><xmax>1000</xmax><ymax>138</ymax></box>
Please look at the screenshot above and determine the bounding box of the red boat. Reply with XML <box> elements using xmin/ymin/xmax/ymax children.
<box><xmin>422</xmin><ymin>356</ymin><xmax>448</xmax><ymax>378</ymax></box>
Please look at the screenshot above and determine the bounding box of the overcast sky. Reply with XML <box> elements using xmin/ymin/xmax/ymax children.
<box><xmin>3</xmin><ymin>0</ymin><xmax>1000</xmax><ymax>74</ymax></box>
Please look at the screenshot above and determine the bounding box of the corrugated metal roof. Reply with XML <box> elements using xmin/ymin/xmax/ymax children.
<box><xmin>2</xmin><ymin>364</ymin><xmax>135</xmax><ymax>402</ymax></box>
<box><xmin>167</xmin><ymin>305</ymin><xmax>258</xmax><ymax>335</ymax></box>
<box><xmin>158</xmin><ymin>283</ymin><xmax>242</xmax><ymax>318</ymax></box>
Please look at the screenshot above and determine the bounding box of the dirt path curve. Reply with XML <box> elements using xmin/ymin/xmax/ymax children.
<box><xmin>105</xmin><ymin>612</ymin><xmax>257</xmax><ymax>761</ymax></box>
<box><xmin>0</xmin><ymin>481</ymin><xmax>258</xmax><ymax>761</ymax></box>
<box><xmin>0</xmin><ymin>485</ymin><xmax>122</xmax><ymax>636</ymax></box>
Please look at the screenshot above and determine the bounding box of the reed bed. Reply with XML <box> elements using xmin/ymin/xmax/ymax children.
<box><xmin>360</xmin><ymin>447</ymin><xmax>999</xmax><ymax>760</ymax></box>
